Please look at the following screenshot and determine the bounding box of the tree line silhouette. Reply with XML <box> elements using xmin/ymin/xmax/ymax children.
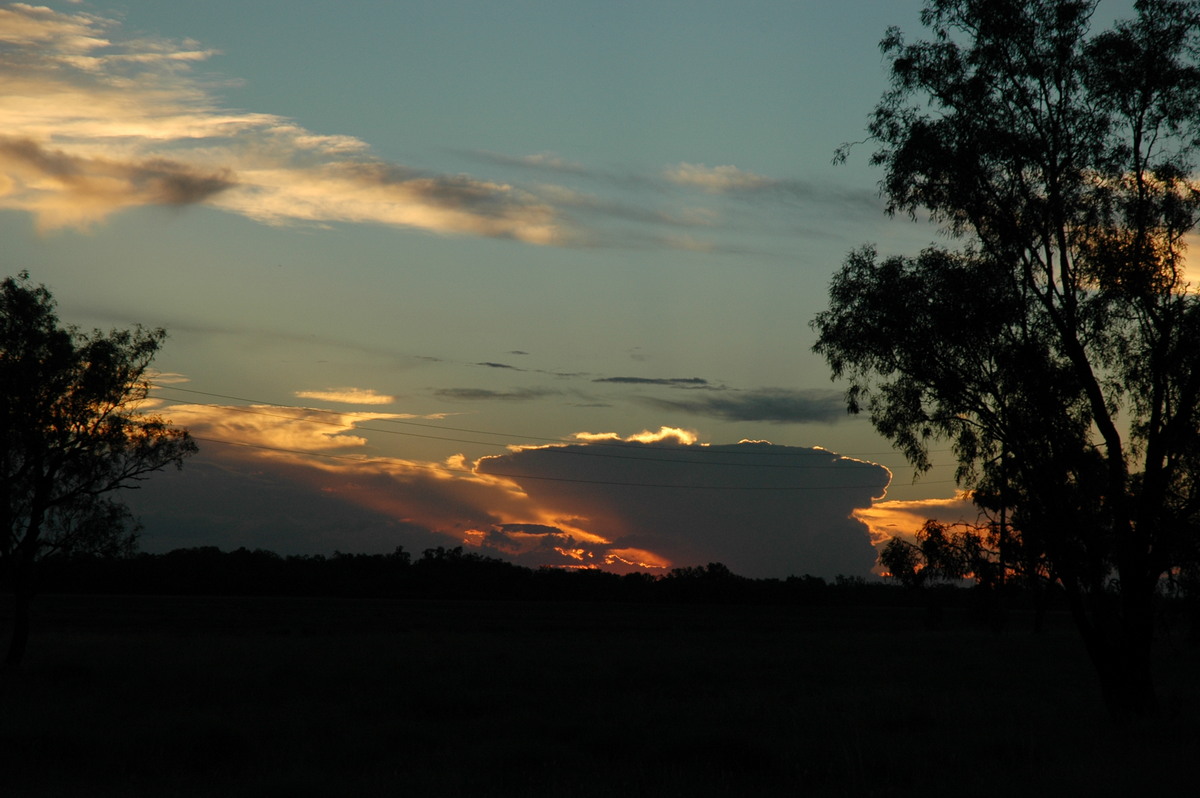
<box><xmin>26</xmin><ymin>543</ymin><xmax>1073</xmax><ymax>613</ymax></box>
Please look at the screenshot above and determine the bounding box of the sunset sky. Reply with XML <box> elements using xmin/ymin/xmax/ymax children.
<box><xmin>0</xmin><ymin>0</ymin><xmax>1021</xmax><ymax>577</ymax></box>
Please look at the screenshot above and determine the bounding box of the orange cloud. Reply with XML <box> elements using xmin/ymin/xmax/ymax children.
<box><xmin>853</xmin><ymin>492</ymin><xmax>980</xmax><ymax>546</ymax></box>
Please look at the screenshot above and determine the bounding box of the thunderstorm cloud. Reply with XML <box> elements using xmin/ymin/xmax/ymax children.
<box><xmin>127</xmin><ymin>402</ymin><xmax>891</xmax><ymax>578</ymax></box>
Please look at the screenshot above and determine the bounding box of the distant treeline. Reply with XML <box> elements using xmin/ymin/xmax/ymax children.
<box><xmin>28</xmin><ymin>545</ymin><xmax>1062</xmax><ymax>610</ymax></box>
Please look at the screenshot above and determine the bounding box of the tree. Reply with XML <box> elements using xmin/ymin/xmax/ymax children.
<box><xmin>1</xmin><ymin>272</ymin><xmax>195</xmax><ymax>669</ymax></box>
<box><xmin>812</xmin><ymin>0</ymin><xmax>1200</xmax><ymax>720</ymax></box>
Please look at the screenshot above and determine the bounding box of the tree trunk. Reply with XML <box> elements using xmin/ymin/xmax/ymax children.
<box><xmin>2</xmin><ymin>559</ymin><xmax>33</xmax><ymax>672</ymax></box>
<box><xmin>1069</xmin><ymin>589</ymin><xmax>1159</xmax><ymax>722</ymax></box>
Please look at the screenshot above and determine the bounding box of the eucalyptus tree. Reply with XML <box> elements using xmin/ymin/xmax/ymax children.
<box><xmin>1</xmin><ymin>272</ymin><xmax>195</xmax><ymax>669</ymax></box>
<box><xmin>812</xmin><ymin>0</ymin><xmax>1200</xmax><ymax>719</ymax></box>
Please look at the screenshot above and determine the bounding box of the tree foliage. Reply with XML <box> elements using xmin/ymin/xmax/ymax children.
<box><xmin>0</xmin><ymin>271</ymin><xmax>195</xmax><ymax>668</ymax></box>
<box><xmin>813</xmin><ymin>0</ymin><xmax>1200</xmax><ymax>719</ymax></box>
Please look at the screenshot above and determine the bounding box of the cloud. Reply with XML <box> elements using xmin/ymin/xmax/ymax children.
<box><xmin>131</xmin><ymin>402</ymin><xmax>537</xmax><ymax>554</ymax></box>
<box><xmin>853</xmin><ymin>493</ymin><xmax>980</xmax><ymax>546</ymax></box>
<box><xmin>0</xmin><ymin>4</ymin><xmax>871</xmax><ymax>251</ymax></box>
<box><xmin>127</xmin><ymin>403</ymin><xmax>892</xmax><ymax>577</ymax></box>
<box><xmin>146</xmin><ymin>370</ymin><xmax>191</xmax><ymax>386</ymax></box>
<box><xmin>161</xmin><ymin>403</ymin><xmax>404</xmax><ymax>454</ymax></box>
<box><xmin>662</xmin><ymin>162</ymin><xmax>882</xmax><ymax>217</ymax></box>
<box><xmin>638</xmin><ymin>387</ymin><xmax>849</xmax><ymax>424</ymax></box>
<box><xmin>212</xmin><ymin>161</ymin><xmax>562</xmax><ymax>244</ymax></box>
<box><xmin>294</xmin><ymin>388</ymin><xmax>396</xmax><ymax>406</ymax></box>
<box><xmin>663</xmin><ymin>163</ymin><xmax>775</xmax><ymax>193</ymax></box>
<box><xmin>475</xmin><ymin>436</ymin><xmax>891</xmax><ymax>577</ymax></box>
<box><xmin>0</xmin><ymin>4</ymin><xmax>564</xmax><ymax>243</ymax></box>
<box><xmin>434</xmin><ymin>387</ymin><xmax>560</xmax><ymax>402</ymax></box>
<box><xmin>593</xmin><ymin>376</ymin><xmax>710</xmax><ymax>387</ymax></box>
<box><xmin>0</xmin><ymin>136</ymin><xmax>234</xmax><ymax>231</ymax></box>
<box><xmin>474</xmin><ymin>361</ymin><xmax>523</xmax><ymax>370</ymax></box>
<box><xmin>467</xmin><ymin>150</ymin><xmax>591</xmax><ymax>176</ymax></box>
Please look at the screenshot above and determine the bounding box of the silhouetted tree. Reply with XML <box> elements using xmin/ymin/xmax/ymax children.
<box><xmin>814</xmin><ymin>0</ymin><xmax>1200</xmax><ymax>720</ymax></box>
<box><xmin>0</xmin><ymin>272</ymin><xmax>195</xmax><ymax>669</ymax></box>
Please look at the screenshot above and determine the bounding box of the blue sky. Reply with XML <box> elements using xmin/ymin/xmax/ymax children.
<box><xmin>0</xmin><ymin>0</ymin><xmax>1002</xmax><ymax>577</ymax></box>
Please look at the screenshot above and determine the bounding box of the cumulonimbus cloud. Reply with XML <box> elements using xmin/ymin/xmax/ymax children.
<box><xmin>126</xmin><ymin>402</ymin><xmax>893</xmax><ymax>577</ymax></box>
<box><xmin>475</xmin><ymin>435</ymin><xmax>891</xmax><ymax>577</ymax></box>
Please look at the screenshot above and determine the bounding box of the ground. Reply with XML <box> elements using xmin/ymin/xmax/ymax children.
<box><xmin>2</xmin><ymin>595</ymin><xmax>1197</xmax><ymax>796</ymax></box>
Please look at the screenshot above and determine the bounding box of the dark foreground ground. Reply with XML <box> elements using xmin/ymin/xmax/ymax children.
<box><xmin>1</xmin><ymin>595</ymin><xmax>1198</xmax><ymax>797</ymax></box>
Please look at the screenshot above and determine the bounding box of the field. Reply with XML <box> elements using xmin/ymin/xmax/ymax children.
<box><xmin>1</xmin><ymin>595</ymin><xmax>1198</xmax><ymax>797</ymax></box>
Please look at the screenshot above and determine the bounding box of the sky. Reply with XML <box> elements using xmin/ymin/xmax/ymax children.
<box><xmin>0</xmin><ymin>0</ymin><xmax>1010</xmax><ymax>578</ymax></box>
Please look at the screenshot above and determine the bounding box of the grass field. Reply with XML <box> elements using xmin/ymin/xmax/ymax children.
<box><xmin>1</xmin><ymin>595</ymin><xmax>1197</xmax><ymax>796</ymax></box>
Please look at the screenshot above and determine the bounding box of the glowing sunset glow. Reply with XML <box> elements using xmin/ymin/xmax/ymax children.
<box><xmin>3</xmin><ymin>0</ymin><xmax>968</xmax><ymax>578</ymax></box>
<box><xmin>854</xmin><ymin>493</ymin><xmax>979</xmax><ymax>547</ymax></box>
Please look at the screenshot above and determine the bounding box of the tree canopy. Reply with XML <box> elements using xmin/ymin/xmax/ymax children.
<box><xmin>1</xmin><ymin>271</ymin><xmax>195</xmax><ymax>668</ymax></box>
<box><xmin>813</xmin><ymin>0</ymin><xmax>1200</xmax><ymax>719</ymax></box>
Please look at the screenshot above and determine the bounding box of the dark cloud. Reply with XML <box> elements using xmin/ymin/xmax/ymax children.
<box><xmin>474</xmin><ymin>361</ymin><xmax>523</xmax><ymax>370</ymax></box>
<box><xmin>331</xmin><ymin>161</ymin><xmax>549</xmax><ymax>222</ymax></box>
<box><xmin>639</xmin><ymin>388</ymin><xmax>848</xmax><ymax>424</ymax></box>
<box><xmin>476</xmin><ymin>439</ymin><xmax>889</xmax><ymax>578</ymax></box>
<box><xmin>594</xmin><ymin>376</ymin><xmax>711</xmax><ymax>387</ymax></box>
<box><xmin>0</xmin><ymin>135</ymin><xmax>235</xmax><ymax>212</ymax></box>
<box><xmin>434</xmin><ymin>387</ymin><xmax>560</xmax><ymax>402</ymax></box>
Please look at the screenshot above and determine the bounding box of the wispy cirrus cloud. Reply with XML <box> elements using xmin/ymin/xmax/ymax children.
<box><xmin>467</xmin><ymin>150</ymin><xmax>591</xmax><ymax>176</ymax></box>
<box><xmin>663</xmin><ymin>163</ymin><xmax>775</xmax><ymax>193</ymax></box>
<box><xmin>663</xmin><ymin>161</ymin><xmax>882</xmax><ymax>216</ymax></box>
